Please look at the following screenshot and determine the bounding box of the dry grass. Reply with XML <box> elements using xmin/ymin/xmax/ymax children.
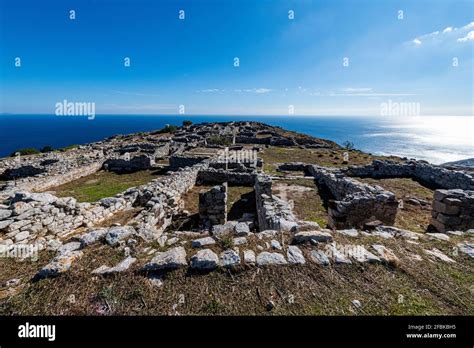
<box><xmin>273</xmin><ymin>179</ymin><xmax>328</xmax><ymax>227</ymax></box>
<box><xmin>357</xmin><ymin>178</ymin><xmax>434</xmax><ymax>233</ymax></box>
<box><xmin>1</xmin><ymin>226</ymin><xmax>472</xmax><ymax>316</ymax></box>
<box><xmin>260</xmin><ymin>146</ymin><xmax>403</xmax><ymax>175</ymax></box>
<box><xmin>49</xmin><ymin>169</ymin><xmax>162</xmax><ymax>202</ymax></box>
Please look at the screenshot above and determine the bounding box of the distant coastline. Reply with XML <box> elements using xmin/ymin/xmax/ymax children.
<box><xmin>1</xmin><ymin>114</ymin><xmax>473</xmax><ymax>164</ymax></box>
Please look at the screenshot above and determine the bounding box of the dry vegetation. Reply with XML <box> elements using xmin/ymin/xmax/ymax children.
<box><xmin>1</xmin><ymin>229</ymin><xmax>472</xmax><ymax>315</ymax></box>
<box><xmin>358</xmin><ymin>177</ymin><xmax>434</xmax><ymax>233</ymax></box>
<box><xmin>273</xmin><ymin>178</ymin><xmax>328</xmax><ymax>228</ymax></box>
<box><xmin>260</xmin><ymin>146</ymin><xmax>403</xmax><ymax>176</ymax></box>
<box><xmin>48</xmin><ymin>169</ymin><xmax>163</xmax><ymax>202</ymax></box>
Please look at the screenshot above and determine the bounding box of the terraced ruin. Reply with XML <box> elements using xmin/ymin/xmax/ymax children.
<box><xmin>0</xmin><ymin>121</ymin><xmax>473</xmax><ymax>315</ymax></box>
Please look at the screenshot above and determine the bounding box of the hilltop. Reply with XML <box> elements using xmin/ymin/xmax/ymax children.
<box><xmin>0</xmin><ymin>121</ymin><xmax>472</xmax><ymax>315</ymax></box>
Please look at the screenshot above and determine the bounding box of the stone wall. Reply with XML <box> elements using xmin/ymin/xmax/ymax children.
<box><xmin>103</xmin><ymin>155</ymin><xmax>153</xmax><ymax>173</ymax></box>
<box><xmin>129</xmin><ymin>160</ymin><xmax>211</xmax><ymax>239</ymax></box>
<box><xmin>196</xmin><ymin>168</ymin><xmax>256</xmax><ymax>186</ymax></box>
<box><xmin>169</xmin><ymin>155</ymin><xmax>209</xmax><ymax>170</ymax></box>
<box><xmin>0</xmin><ymin>160</ymin><xmax>211</xmax><ymax>247</ymax></box>
<box><xmin>430</xmin><ymin>189</ymin><xmax>474</xmax><ymax>232</ymax></box>
<box><xmin>199</xmin><ymin>184</ymin><xmax>227</xmax><ymax>227</ymax></box>
<box><xmin>254</xmin><ymin>174</ymin><xmax>298</xmax><ymax>232</ymax></box>
<box><xmin>2</xmin><ymin>162</ymin><xmax>103</xmax><ymax>198</ymax></box>
<box><xmin>345</xmin><ymin>160</ymin><xmax>474</xmax><ymax>190</ymax></box>
<box><xmin>0</xmin><ymin>190</ymin><xmax>135</xmax><ymax>247</ymax></box>
<box><xmin>277</xmin><ymin>162</ymin><xmax>311</xmax><ymax>174</ymax></box>
<box><xmin>307</xmin><ymin>165</ymin><xmax>398</xmax><ymax>229</ymax></box>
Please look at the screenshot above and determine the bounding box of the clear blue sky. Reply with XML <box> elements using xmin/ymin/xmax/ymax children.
<box><xmin>0</xmin><ymin>0</ymin><xmax>473</xmax><ymax>116</ymax></box>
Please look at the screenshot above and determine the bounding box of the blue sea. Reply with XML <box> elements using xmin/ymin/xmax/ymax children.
<box><xmin>0</xmin><ymin>115</ymin><xmax>473</xmax><ymax>165</ymax></box>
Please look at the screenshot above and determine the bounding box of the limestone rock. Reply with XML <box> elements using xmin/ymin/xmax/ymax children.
<box><xmin>351</xmin><ymin>246</ymin><xmax>381</xmax><ymax>263</ymax></box>
<box><xmin>233</xmin><ymin>237</ymin><xmax>247</xmax><ymax>246</ymax></box>
<box><xmin>457</xmin><ymin>242</ymin><xmax>474</xmax><ymax>258</ymax></box>
<box><xmin>372</xmin><ymin>244</ymin><xmax>399</xmax><ymax>264</ymax></box>
<box><xmin>256</xmin><ymin>252</ymin><xmax>287</xmax><ymax>266</ymax></box>
<box><xmin>34</xmin><ymin>251</ymin><xmax>83</xmax><ymax>280</ymax></box>
<box><xmin>426</xmin><ymin>233</ymin><xmax>450</xmax><ymax>241</ymax></box>
<box><xmin>77</xmin><ymin>228</ymin><xmax>108</xmax><ymax>247</ymax></box>
<box><xmin>211</xmin><ymin>221</ymin><xmax>237</xmax><ymax>238</ymax></box>
<box><xmin>0</xmin><ymin>209</ymin><xmax>12</xmax><ymax>220</ymax></box>
<box><xmin>243</xmin><ymin>250</ymin><xmax>256</xmax><ymax>264</ymax></box>
<box><xmin>234</xmin><ymin>222</ymin><xmax>251</xmax><ymax>236</ymax></box>
<box><xmin>287</xmin><ymin>245</ymin><xmax>305</xmax><ymax>264</ymax></box>
<box><xmin>57</xmin><ymin>241</ymin><xmax>82</xmax><ymax>255</ymax></box>
<box><xmin>142</xmin><ymin>246</ymin><xmax>187</xmax><ymax>271</ymax></box>
<box><xmin>190</xmin><ymin>249</ymin><xmax>219</xmax><ymax>270</ymax></box>
<box><xmin>105</xmin><ymin>226</ymin><xmax>136</xmax><ymax>246</ymax></box>
<box><xmin>336</xmin><ymin>228</ymin><xmax>359</xmax><ymax>237</ymax></box>
<box><xmin>310</xmin><ymin>250</ymin><xmax>330</xmax><ymax>265</ymax></box>
<box><xmin>191</xmin><ymin>236</ymin><xmax>216</xmax><ymax>248</ymax></box>
<box><xmin>271</xmin><ymin>239</ymin><xmax>282</xmax><ymax>250</ymax></box>
<box><xmin>14</xmin><ymin>231</ymin><xmax>29</xmax><ymax>242</ymax></box>
<box><xmin>92</xmin><ymin>256</ymin><xmax>136</xmax><ymax>275</ymax></box>
<box><xmin>424</xmin><ymin>248</ymin><xmax>455</xmax><ymax>263</ymax></box>
<box><xmin>327</xmin><ymin>244</ymin><xmax>352</xmax><ymax>264</ymax></box>
<box><xmin>293</xmin><ymin>230</ymin><xmax>332</xmax><ymax>244</ymax></box>
<box><xmin>219</xmin><ymin>249</ymin><xmax>241</xmax><ymax>267</ymax></box>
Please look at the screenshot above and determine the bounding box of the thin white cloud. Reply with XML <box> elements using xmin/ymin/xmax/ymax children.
<box><xmin>410</xmin><ymin>21</ymin><xmax>474</xmax><ymax>46</ymax></box>
<box><xmin>303</xmin><ymin>87</ymin><xmax>414</xmax><ymax>97</ymax></box>
<box><xmin>196</xmin><ymin>88</ymin><xmax>222</xmax><ymax>93</ymax></box>
<box><xmin>457</xmin><ymin>31</ymin><xmax>474</xmax><ymax>42</ymax></box>
<box><xmin>235</xmin><ymin>88</ymin><xmax>273</xmax><ymax>94</ymax></box>
<box><xmin>341</xmin><ymin>87</ymin><xmax>373</xmax><ymax>93</ymax></box>
<box><xmin>442</xmin><ymin>27</ymin><xmax>453</xmax><ymax>34</ymax></box>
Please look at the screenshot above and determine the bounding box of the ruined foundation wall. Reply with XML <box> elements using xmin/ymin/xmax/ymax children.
<box><xmin>129</xmin><ymin>160</ymin><xmax>211</xmax><ymax>239</ymax></box>
<box><xmin>307</xmin><ymin>165</ymin><xmax>398</xmax><ymax>229</ymax></box>
<box><xmin>197</xmin><ymin>168</ymin><xmax>256</xmax><ymax>186</ymax></box>
<box><xmin>169</xmin><ymin>155</ymin><xmax>209</xmax><ymax>170</ymax></box>
<box><xmin>0</xmin><ymin>161</ymin><xmax>211</xmax><ymax>247</ymax></box>
<box><xmin>199</xmin><ymin>184</ymin><xmax>227</xmax><ymax>227</ymax></box>
<box><xmin>345</xmin><ymin>160</ymin><xmax>474</xmax><ymax>190</ymax></box>
<box><xmin>430</xmin><ymin>189</ymin><xmax>474</xmax><ymax>232</ymax></box>
<box><xmin>6</xmin><ymin>162</ymin><xmax>103</xmax><ymax>194</ymax></box>
<box><xmin>254</xmin><ymin>174</ymin><xmax>298</xmax><ymax>232</ymax></box>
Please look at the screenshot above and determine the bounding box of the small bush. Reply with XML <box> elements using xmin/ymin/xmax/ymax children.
<box><xmin>342</xmin><ymin>141</ymin><xmax>355</xmax><ymax>150</ymax></box>
<box><xmin>182</xmin><ymin>120</ymin><xmax>192</xmax><ymax>127</ymax></box>
<box><xmin>40</xmin><ymin>146</ymin><xmax>54</xmax><ymax>153</ymax></box>
<box><xmin>153</xmin><ymin>124</ymin><xmax>177</xmax><ymax>134</ymax></box>
<box><xmin>58</xmin><ymin>144</ymin><xmax>79</xmax><ymax>152</ymax></box>
<box><xmin>10</xmin><ymin>148</ymin><xmax>40</xmax><ymax>156</ymax></box>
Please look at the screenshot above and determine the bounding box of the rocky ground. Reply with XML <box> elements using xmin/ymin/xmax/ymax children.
<box><xmin>0</xmin><ymin>121</ymin><xmax>472</xmax><ymax>315</ymax></box>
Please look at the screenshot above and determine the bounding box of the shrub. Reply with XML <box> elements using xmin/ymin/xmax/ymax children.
<box><xmin>58</xmin><ymin>144</ymin><xmax>79</xmax><ymax>152</ymax></box>
<box><xmin>153</xmin><ymin>124</ymin><xmax>177</xmax><ymax>134</ymax></box>
<box><xmin>182</xmin><ymin>120</ymin><xmax>192</xmax><ymax>127</ymax></box>
<box><xmin>342</xmin><ymin>141</ymin><xmax>355</xmax><ymax>150</ymax></box>
<box><xmin>10</xmin><ymin>148</ymin><xmax>40</xmax><ymax>156</ymax></box>
<box><xmin>40</xmin><ymin>146</ymin><xmax>54</xmax><ymax>153</ymax></box>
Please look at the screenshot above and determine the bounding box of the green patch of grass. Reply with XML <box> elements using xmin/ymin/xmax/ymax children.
<box><xmin>218</xmin><ymin>235</ymin><xmax>234</xmax><ymax>250</ymax></box>
<box><xmin>51</xmin><ymin>170</ymin><xmax>159</xmax><ymax>202</ymax></box>
<box><xmin>201</xmin><ymin>298</ymin><xmax>228</xmax><ymax>315</ymax></box>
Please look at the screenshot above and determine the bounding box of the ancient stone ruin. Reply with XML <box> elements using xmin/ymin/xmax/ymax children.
<box><xmin>0</xmin><ymin>121</ymin><xmax>472</xmax><ymax>284</ymax></box>
<box><xmin>430</xmin><ymin>189</ymin><xmax>474</xmax><ymax>232</ymax></box>
<box><xmin>199</xmin><ymin>183</ymin><xmax>228</xmax><ymax>228</ymax></box>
